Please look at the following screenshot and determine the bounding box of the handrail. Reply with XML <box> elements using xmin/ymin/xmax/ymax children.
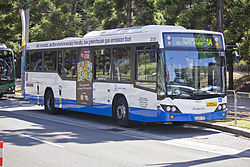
<box><xmin>227</xmin><ymin>90</ymin><xmax>250</xmax><ymax>125</ymax></box>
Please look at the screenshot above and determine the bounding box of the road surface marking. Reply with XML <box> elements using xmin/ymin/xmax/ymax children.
<box><xmin>13</xmin><ymin>132</ymin><xmax>64</xmax><ymax>149</ymax></box>
<box><xmin>2</xmin><ymin>109</ymin><xmax>249</xmax><ymax>157</ymax></box>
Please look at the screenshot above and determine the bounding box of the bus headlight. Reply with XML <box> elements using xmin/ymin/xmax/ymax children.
<box><xmin>161</xmin><ymin>105</ymin><xmax>181</xmax><ymax>113</ymax></box>
<box><xmin>172</xmin><ymin>106</ymin><xmax>177</xmax><ymax>112</ymax></box>
<box><xmin>215</xmin><ymin>103</ymin><xmax>227</xmax><ymax>112</ymax></box>
<box><xmin>166</xmin><ymin>106</ymin><xmax>171</xmax><ymax>112</ymax></box>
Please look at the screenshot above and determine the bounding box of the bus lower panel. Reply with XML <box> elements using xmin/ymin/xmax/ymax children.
<box><xmin>77</xmin><ymin>103</ymin><xmax>112</xmax><ymax>117</ymax></box>
<box><xmin>61</xmin><ymin>98</ymin><xmax>77</xmax><ymax>111</ymax></box>
<box><xmin>24</xmin><ymin>93</ymin><xmax>227</xmax><ymax>123</ymax></box>
<box><xmin>129</xmin><ymin>107</ymin><xmax>158</xmax><ymax>122</ymax></box>
<box><xmin>157</xmin><ymin>109</ymin><xmax>227</xmax><ymax>122</ymax></box>
<box><xmin>24</xmin><ymin>94</ymin><xmax>44</xmax><ymax>106</ymax></box>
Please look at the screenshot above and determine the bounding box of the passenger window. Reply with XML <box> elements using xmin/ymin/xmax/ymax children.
<box><xmin>136</xmin><ymin>46</ymin><xmax>157</xmax><ymax>90</ymax></box>
<box><xmin>112</xmin><ymin>47</ymin><xmax>131</xmax><ymax>81</ymax></box>
<box><xmin>30</xmin><ymin>51</ymin><xmax>43</xmax><ymax>71</ymax></box>
<box><xmin>94</xmin><ymin>48</ymin><xmax>111</xmax><ymax>80</ymax></box>
<box><xmin>25</xmin><ymin>52</ymin><xmax>30</xmax><ymax>71</ymax></box>
<box><xmin>58</xmin><ymin>51</ymin><xmax>63</xmax><ymax>77</ymax></box>
<box><xmin>44</xmin><ymin>51</ymin><xmax>57</xmax><ymax>71</ymax></box>
<box><xmin>63</xmin><ymin>49</ymin><xmax>77</xmax><ymax>80</ymax></box>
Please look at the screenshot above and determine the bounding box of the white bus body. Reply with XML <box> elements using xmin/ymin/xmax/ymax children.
<box><xmin>24</xmin><ymin>25</ymin><xmax>227</xmax><ymax>126</ymax></box>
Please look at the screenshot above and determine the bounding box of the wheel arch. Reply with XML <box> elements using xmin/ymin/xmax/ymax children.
<box><xmin>44</xmin><ymin>87</ymin><xmax>54</xmax><ymax>99</ymax></box>
<box><xmin>44</xmin><ymin>87</ymin><xmax>59</xmax><ymax>114</ymax></box>
<box><xmin>112</xmin><ymin>93</ymin><xmax>128</xmax><ymax>118</ymax></box>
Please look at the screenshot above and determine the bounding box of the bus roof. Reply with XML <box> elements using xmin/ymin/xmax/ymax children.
<box><xmin>26</xmin><ymin>25</ymin><xmax>223</xmax><ymax>50</ymax></box>
<box><xmin>83</xmin><ymin>25</ymin><xmax>186</xmax><ymax>37</ymax></box>
<box><xmin>0</xmin><ymin>43</ymin><xmax>7</xmax><ymax>49</ymax></box>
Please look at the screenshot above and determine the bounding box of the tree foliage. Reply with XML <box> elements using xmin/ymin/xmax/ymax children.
<box><xmin>0</xmin><ymin>0</ymin><xmax>21</xmax><ymax>52</ymax></box>
<box><xmin>0</xmin><ymin>0</ymin><xmax>248</xmax><ymax>65</ymax></box>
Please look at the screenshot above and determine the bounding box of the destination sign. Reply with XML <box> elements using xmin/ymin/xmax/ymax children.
<box><xmin>163</xmin><ymin>33</ymin><xmax>223</xmax><ymax>50</ymax></box>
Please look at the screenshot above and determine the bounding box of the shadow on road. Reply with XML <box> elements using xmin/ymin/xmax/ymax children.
<box><xmin>1</xmin><ymin>99</ymin><xmax>221</xmax><ymax>147</ymax></box>
<box><xmin>146</xmin><ymin>149</ymin><xmax>250</xmax><ymax>167</ymax></box>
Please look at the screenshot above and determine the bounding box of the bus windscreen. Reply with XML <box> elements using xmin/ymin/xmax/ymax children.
<box><xmin>163</xmin><ymin>33</ymin><xmax>223</xmax><ymax>50</ymax></box>
<box><xmin>0</xmin><ymin>50</ymin><xmax>14</xmax><ymax>80</ymax></box>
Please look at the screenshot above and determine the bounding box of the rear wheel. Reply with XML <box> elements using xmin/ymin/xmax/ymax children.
<box><xmin>114</xmin><ymin>97</ymin><xmax>130</xmax><ymax>127</ymax></box>
<box><xmin>45</xmin><ymin>90</ymin><xmax>58</xmax><ymax>114</ymax></box>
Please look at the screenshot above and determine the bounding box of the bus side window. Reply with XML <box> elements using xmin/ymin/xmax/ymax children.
<box><xmin>25</xmin><ymin>52</ymin><xmax>30</xmax><ymax>71</ymax></box>
<box><xmin>44</xmin><ymin>51</ymin><xmax>57</xmax><ymax>71</ymax></box>
<box><xmin>58</xmin><ymin>51</ymin><xmax>63</xmax><ymax>77</ymax></box>
<box><xmin>63</xmin><ymin>49</ymin><xmax>77</xmax><ymax>80</ymax></box>
<box><xmin>94</xmin><ymin>48</ymin><xmax>111</xmax><ymax>80</ymax></box>
<box><xmin>30</xmin><ymin>51</ymin><xmax>43</xmax><ymax>71</ymax></box>
<box><xmin>135</xmin><ymin>46</ymin><xmax>157</xmax><ymax>90</ymax></box>
<box><xmin>112</xmin><ymin>47</ymin><xmax>131</xmax><ymax>81</ymax></box>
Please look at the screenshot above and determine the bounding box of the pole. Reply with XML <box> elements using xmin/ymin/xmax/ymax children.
<box><xmin>25</xmin><ymin>8</ymin><xmax>29</xmax><ymax>44</ymax></box>
<box><xmin>20</xmin><ymin>9</ymin><xmax>26</xmax><ymax>46</ymax></box>
<box><xmin>216</xmin><ymin>0</ymin><xmax>224</xmax><ymax>32</ymax></box>
<box><xmin>126</xmin><ymin>0</ymin><xmax>132</xmax><ymax>27</ymax></box>
<box><xmin>0</xmin><ymin>141</ymin><xmax>3</xmax><ymax>166</ymax></box>
<box><xmin>227</xmin><ymin>90</ymin><xmax>238</xmax><ymax>126</ymax></box>
<box><xmin>20</xmin><ymin>0</ymin><xmax>30</xmax><ymax>96</ymax></box>
<box><xmin>234</xmin><ymin>91</ymin><xmax>237</xmax><ymax>125</ymax></box>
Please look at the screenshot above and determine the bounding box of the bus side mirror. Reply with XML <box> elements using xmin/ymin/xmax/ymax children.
<box><xmin>234</xmin><ymin>51</ymin><xmax>241</xmax><ymax>64</ymax></box>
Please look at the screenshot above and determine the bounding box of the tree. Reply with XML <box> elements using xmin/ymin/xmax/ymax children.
<box><xmin>224</xmin><ymin>0</ymin><xmax>249</xmax><ymax>89</ymax></box>
<box><xmin>155</xmin><ymin>0</ymin><xmax>190</xmax><ymax>25</ymax></box>
<box><xmin>133</xmin><ymin>0</ymin><xmax>156</xmax><ymax>26</ymax></box>
<box><xmin>176</xmin><ymin>0</ymin><xmax>217</xmax><ymax>30</ymax></box>
<box><xmin>0</xmin><ymin>0</ymin><xmax>21</xmax><ymax>53</ymax></box>
<box><xmin>0</xmin><ymin>0</ymin><xmax>248</xmax><ymax>89</ymax></box>
<box><xmin>29</xmin><ymin>0</ymin><xmax>83</xmax><ymax>41</ymax></box>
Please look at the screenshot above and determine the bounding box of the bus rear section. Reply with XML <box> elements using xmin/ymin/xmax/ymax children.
<box><xmin>0</xmin><ymin>44</ymin><xmax>15</xmax><ymax>97</ymax></box>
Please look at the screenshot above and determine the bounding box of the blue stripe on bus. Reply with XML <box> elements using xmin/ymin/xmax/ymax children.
<box><xmin>24</xmin><ymin>94</ymin><xmax>44</xmax><ymax>106</ymax></box>
<box><xmin>157</xmin><ymin>109</ymin><xmax>227</xmax><ymax>122</ymax></box>
<box><xmin>129</xmin><ymin>107</ymin><xmax>158</xmax><ymax>122</ymax></box>
<box><xmin>24</xmin><ymin>93</ymin><xmax>227</xmax><ymax>122</ymax></box>
<box><xmin>77</xmin><ymin>103</ymin><xmax>112</xmax><ymax>117</ymax></box>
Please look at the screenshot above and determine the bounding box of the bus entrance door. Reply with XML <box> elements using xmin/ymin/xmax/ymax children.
<box><xmin>76</xmin><ymin>50</ymin><xmax>93</xmax><ymax>106</ymax></box>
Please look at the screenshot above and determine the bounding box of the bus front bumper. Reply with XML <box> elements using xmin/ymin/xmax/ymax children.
<box><xmin>158</xmin><ymin>110</ymin><xmax>227</xmax><ymax>122</ymax></box>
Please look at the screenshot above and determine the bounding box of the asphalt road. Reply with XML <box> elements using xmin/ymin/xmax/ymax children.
<box><xmin>0</xmin><ymin>98</ymin><xmax>250</xmax><ymax>167</ymax></box>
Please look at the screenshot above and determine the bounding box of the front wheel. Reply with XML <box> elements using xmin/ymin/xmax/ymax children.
<box><xmin>45</xmin><ymin>90</ymin><xmax>58</xmax><ymax>114</ymax></box>
<box><xmin>114</xmin><ymin>97</ymin><xmax>131</xmax><ymax>127</ymax></box>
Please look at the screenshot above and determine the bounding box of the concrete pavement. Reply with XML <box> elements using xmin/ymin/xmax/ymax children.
<box><xmin>189</xmin><ymin>121</ymin><xmax>250</xmax><ymax>138</ymax></box>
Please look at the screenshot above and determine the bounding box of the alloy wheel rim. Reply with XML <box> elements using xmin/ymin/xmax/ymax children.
<box><xmin>117</xmin><ymin>105</ymin><xmax>126</xmax><ymax>120</ymax></box>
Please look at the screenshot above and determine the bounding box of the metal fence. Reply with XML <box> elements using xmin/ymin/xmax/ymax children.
<box><xmin>227</xmin><ymin>90</ymin><xmax>250</xmax><ymax>125</ymax></box>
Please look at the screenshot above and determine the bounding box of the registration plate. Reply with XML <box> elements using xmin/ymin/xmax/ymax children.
<box><xmin>194</xmin><ymin>116</ymin><xmax>205</xmax><ymax>121</ymax></box>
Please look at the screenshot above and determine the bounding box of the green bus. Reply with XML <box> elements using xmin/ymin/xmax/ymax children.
<box><xmin>0</xmin><ymin>43</ymin><xmax>15</xmax><ymax>97</ymax></box>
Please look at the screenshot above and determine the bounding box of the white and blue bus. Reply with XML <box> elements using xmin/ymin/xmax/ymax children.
<box><xmin>24</xmin><ymin>25</ymin><xmax>227</xmax><ymax>126</ymax></box>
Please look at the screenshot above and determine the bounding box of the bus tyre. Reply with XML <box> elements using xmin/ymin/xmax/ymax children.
<box><xmin>45</xmin><ymin>90</ymin><xmax>58</xmax><ymax>114</ymax></box>
<box><xmin>115</xmin><ymin>97</ymin><xmax>131</xmax><ymax>127</ymax></box>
